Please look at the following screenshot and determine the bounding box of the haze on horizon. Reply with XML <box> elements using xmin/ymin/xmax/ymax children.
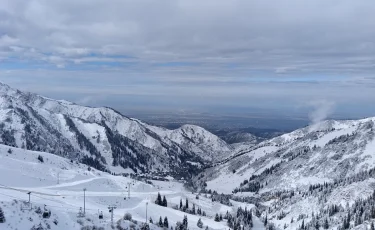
<box><xmin>1</xmin><ymin>0</ymin><xmax>375</xmax><ymax>123</ymax></box>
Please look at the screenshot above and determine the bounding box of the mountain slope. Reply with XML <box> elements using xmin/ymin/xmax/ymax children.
<box><xmin>199</xmin><ymin>118</ymin><xmax>375</xmax><ymax>193</ymax></box>
<box><xmin>0</xmin><ymin>144</ymin><xmax>240</xmax><ymax>230</ymax></box>
<box><xmin>0</xmin><ymin>82</ymin><xmax>232</xmax><ymax>176</ymax></box>
<box><xmin>196</xmin><ymin>117</ymin><xmax>375</xmax><ymax>229</ymax></box>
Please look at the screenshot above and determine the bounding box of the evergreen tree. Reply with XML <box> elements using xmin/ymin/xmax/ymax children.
<box><xmin>215</xmin><ymin>213</ymin><xmax>220</xmax><ymax>222</ymax></box>
<box><xmin>149</xmin><ymin>217</ymin><xmax>153</xmax><ymax>224</ymax></box>
<box><xmin>343</xmin><ymin>211</ymin><xmax>351</xmax><ymax>229</ymax></box>
<box><xmin>300</xmin><ymin>219</ymin><xmax>305</xmax><ymax>230</ymax></box>
<box><xmin>185</xmin><ymin>198</ymin><xmax>189</xmax><ymax>210</ymax></box>
<box><xmin>264</xmin><ymin>215</ymin><xmax>268</xmax><ymax>226</ymax></box>
<box><xmin>197</xmin><ymin>218</ymin><xmax>203</xmax><ymax>228</ymax></box>
<box><xmin>156</xmin><ymin>192</ymin><xmax>162</xmax><ymax>205</ymax></box>
<box><xmin>162</xmin><ymin>196</ymin><xmax>168</xmax><ymax>207</ymax></box>
<box><xmin>225</xmin><ymin>211</ymin><xmax>229</xmax><ymax>219</ymax></box>
<box><xmin>0</xmin><ymin>207</ymin><xmax>5</xmax><ymax>223</ymax></box>
<box><xmin>183</xmin><ymin>215</ymin><xmax>188</xmax><ymax>229</ymax></box>
<box><xmin>37</xmin><ymin>155</ymin><xmax>44</xmax><ymax>163</ymax></box>
<box><xmin>164</xmin><ymin>216</ymin><xmax>169</xmax><ymax>228</ymax></box>
<box><xmin>315</xmin><ymin>220</ymin><xmax>320</xmax><ymax>230</ymax></box>
<box><xmin>180</xmin><ymin>199</ymin><xmax>183</xmax><ymax>209</ymax></box>
<box><xmin>159</xmin><ymin>216</ymin><xmax>163</xmax><ymax>227</ymax></box>
<box><xmin>323</xmin><ymin>218</ymin><xmax>329</xmax><ymax>229</ymax></box>
<box><xmin>192</xmin><ymin>204</ymin><xmax>196</xmax><ymax>214</ymax></box>
<box><xmin>371</xmin><ymin>222</ymin><xmax>375</xmax><ymax>230</ymax></box>
<box><xmin>227</xmin><ymin>215</ymin><xmax>233</xmax><ymax>228</ymax></box>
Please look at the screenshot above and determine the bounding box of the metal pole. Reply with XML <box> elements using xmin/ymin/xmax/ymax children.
<box><xmin>127</xmin><ymin>182</ymin><xmax>131</xmax><ymax>198</ymax></box>
<box><xmin>108</xmin><ymin>206</ymin><xmax>116</xmax><ymax>226</ymax></box>
<box><xmin>27</xmin><ymin>192</ymin><xmax>31</xmax><ymax>203</ymax></box>
<box><xmin>111</xmin><ymin>208</ymin><xmax>113</xmax><ymax>225</ymax></box>
<box><xmin>146</xmin><ymin>202</ymin><xmax>148</xmax><ymax>223</ymax></box>
<box><xmin>83</xmin><ymin>188</ymin><xmax>86</xmax><ymax>215</ymax></box>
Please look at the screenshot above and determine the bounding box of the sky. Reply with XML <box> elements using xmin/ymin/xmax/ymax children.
<box><xmin>1</xmin><ymin>0</ymin><xmax>375</xmax><ymax>122</ymax></box>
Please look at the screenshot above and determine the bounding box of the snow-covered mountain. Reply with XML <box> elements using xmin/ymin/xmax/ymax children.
<box><xmin>0</xmin><ymin>144</ymin><xmax>259</xmax><ymax>230</ymax></box>
<box><xmin>200</xmin><ymin>118</ymin><xmax>375</xmax><ymax>193</ymax></box>
<box><xmin>0</xmin><ymin>82</ymin><xmax>232</xmax><ymax>177</ymax></box>
<box><xmin>196</xmin><ymin>117</ymin><xmax>375</xmax><ymax>229</ymax></box>
<box><xmin>3</xmin><ymin>81</ymin><xmax>375</xmax><ymax>229</ymax></box>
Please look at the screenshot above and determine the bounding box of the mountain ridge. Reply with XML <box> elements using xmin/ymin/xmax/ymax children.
<box><xmin>194</xmin><ymin>116</ymin><xmax>375</xmax><ymax>229</ymax></box>
<box><xmin>0</xmin><ymin>82</ymin><xmax>233</xmax><ymax>177</ymax></box>
<box><xmin>197</xmin><ymin>117</ymin><xmax>375</xmax><ymax>192</ymax></box>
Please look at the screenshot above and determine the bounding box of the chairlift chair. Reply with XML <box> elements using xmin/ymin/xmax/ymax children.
<box><xmin>42</xmin><ymin>205</ymin><xmax>51</xmax><ymax>219</ymax></box>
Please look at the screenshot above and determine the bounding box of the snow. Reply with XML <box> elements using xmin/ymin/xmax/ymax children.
<box><xmin>204</xmin><ymin>116</ymin><xmax>375</xmax><ymax>194</ymax></box>
<box><xmin>357</xmin><ymin>135</ymin><xmax>375</xmax><ymax>171</ymax></box>
<box><xmin>0</xmin><ymin>145</ymin><xmax>242</xmax><ymax>229</ymax></box>
<box><xmin>312</xmin><ymin>125</ymin><xmax>356</xmax><ymax>148</ymax></box>
<box><xmin>149</xmin><ymin>124</ymin><xmax>233</xmax><ymax>161</ymax></box>
<box><xmin>2</xmin><ymin>82</ymin><xmax>375</xmax><ymax>230</ymax></box>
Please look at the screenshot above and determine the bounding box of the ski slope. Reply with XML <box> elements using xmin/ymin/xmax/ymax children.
<box><xmin>0</xmin><ymin>145</ymin><xmax>264</xmax><ymax>229</ymax></box>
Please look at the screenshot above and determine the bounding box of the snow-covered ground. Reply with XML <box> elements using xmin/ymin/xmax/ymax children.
<box><xmin>0</xmin><ymin>145</ymin><xmax>264</xmax><ymax>229</ymax></box>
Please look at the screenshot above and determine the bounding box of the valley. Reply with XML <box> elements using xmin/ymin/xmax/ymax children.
<box><xmin>0</xmin><ymin>83</ymin><xmax>375</xmax><ymax>230</ymax></box>
<box><xmin>0</xmin><ymin>144</ymin><xmax>264</xmax><ymax>229</ymax></box>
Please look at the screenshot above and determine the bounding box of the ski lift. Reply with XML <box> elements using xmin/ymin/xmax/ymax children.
<box><xmin>42</xmin><ymin>205</ymin><xmax>51</xmax><ymax>219</ymax></box>
<box><xmin>21</xmin><ymin>192</ymin><xmax>32</xmax><ymax>211</ymax></box>
<box><xmin>21</xmin><ymin>201</ymin><xmax>32</xmax><ymax>211</ymax></box>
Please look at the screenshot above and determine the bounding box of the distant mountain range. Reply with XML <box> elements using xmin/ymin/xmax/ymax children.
<box><xmin>211</xmin><ymin>127</ymin><xmax>284</xmax><ymax>144</ymax></box>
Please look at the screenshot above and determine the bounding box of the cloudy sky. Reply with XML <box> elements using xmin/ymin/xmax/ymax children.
<box><xmin>1</xmin><ymin>0</ymin><xmax>375</xmax><ymax>121</ymax></box>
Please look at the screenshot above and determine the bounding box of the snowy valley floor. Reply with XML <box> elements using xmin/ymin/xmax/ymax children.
<box><xmin>0</xmin><ymin>145</ymin><xmax>264</xmax><ymax>230</ymax></box>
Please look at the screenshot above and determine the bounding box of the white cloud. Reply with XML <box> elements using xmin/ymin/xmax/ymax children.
<box><xmin>0</xmin><ymin>0</ymin><xmax>374</xmax><ymax>72</ymax></box>
<box><xmin>0</xmin><ymin>0</ymin><xmax>375</xmax><ymax>118</ymax></box>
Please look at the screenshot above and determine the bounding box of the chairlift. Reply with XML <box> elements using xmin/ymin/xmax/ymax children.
<box><xmin>21</xmin><ymin>201</ymin><xmax>32</xmax><ymax>211</ymax></box>
<box><xmin>42</xmin><ymin>205</ymin><xmax>51</xmax><ymax>219</ymax></box>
